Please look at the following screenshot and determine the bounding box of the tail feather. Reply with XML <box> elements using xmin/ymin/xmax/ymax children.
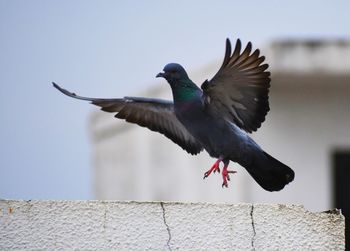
<box><xmin>238</xmin><ymin>151</ymin><xmax>294</xmax><ymax>191</ymax></box>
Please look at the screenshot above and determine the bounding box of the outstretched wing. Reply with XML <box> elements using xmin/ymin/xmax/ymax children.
<box><xmin>201</xmin><ymin>39</ymin><xmax>271</xmax><ymax>133</ymax></box>
<box><xmin>53</xmin><ymin>83</ymin><xmax>203</xmax><ymax>155</ymax></box>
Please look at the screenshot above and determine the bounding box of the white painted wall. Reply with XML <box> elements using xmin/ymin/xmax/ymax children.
<box><xmin>0</xmin><ymin>200</ymin><xmax>345</xmax><ymax>250</ymax></box>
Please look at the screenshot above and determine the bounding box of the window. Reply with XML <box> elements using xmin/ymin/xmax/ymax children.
<box><xmin>333</xmin><ymin>150</ymin><xmax>350</xmax><ymax>250</ymax></box>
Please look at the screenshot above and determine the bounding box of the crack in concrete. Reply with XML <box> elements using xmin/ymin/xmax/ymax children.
<box><xmin>250</xmin><ymin>204</ymin><xmax>256</xmax><ymax>250</ymax></box>
<box><xmin>103</xmin><ymin>204</ymin><xmax>107</xmax><ymax>230</ymax></box>
<box><xmin>160</xmin><ymin>202</ymin><xmax>172</xmax><ymax>251</ymax></box>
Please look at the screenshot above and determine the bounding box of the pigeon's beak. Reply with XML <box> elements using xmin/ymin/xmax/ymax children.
<box><xmin>156</xmin><ymin>72</ymin><xmax>165</xmax><ymax>78</ymax></box>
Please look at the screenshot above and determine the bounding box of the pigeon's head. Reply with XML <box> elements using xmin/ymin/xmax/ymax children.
<box><xmin>156</xmin><ymin>63</ymin><xmax>189</xmax><ymax>84</ymax></box>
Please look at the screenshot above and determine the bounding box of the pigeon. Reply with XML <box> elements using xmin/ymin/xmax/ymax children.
<box><xmin>53</xmin><ymin>38</ymin><xmax>294</xmax><ymax>191</ymax></box>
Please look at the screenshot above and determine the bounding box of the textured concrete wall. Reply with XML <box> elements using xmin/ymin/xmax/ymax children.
<box><xmin>0</xmin><ymin>200</ymin><xmax>344</xmax><ymax>250</ymax></box>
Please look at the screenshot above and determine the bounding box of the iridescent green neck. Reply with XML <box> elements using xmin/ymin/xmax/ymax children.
<box><xmin>171</xmin><ymin>80</ymin><xmax>200</xmax><ymax>102</ymax></box>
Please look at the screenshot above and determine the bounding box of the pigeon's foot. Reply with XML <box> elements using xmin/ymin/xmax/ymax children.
<box><xmin>221</xmin><ymin>162</ymin><xmax>237</xmax><ymax>188</ymax></box>
<box><xmin>203</xmin><ymin>159</ymin><xmax>221</xmax><ymax>179</ymax></box>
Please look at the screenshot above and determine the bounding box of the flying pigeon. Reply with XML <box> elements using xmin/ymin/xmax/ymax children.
<box><xmin>53</xmin><ymin>38</ymin><xmax>294</xmax><ymax>191</ymax></box>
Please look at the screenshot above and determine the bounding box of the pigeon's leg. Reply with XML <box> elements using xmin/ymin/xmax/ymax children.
<box><xmin>203</xmin><ymin>158</ymin><xmax>222</xmax><ymax>179</ymax></box>
<box><xmin>222</xmin><ymin>160</ymin><xmax>237</xmax><ymax>188</ymax></box>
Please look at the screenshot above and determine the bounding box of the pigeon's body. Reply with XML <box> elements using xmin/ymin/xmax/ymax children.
<box><xmin>178</xmin><ymin>100</ymin><xmax>256</xmax><ymax>163</ymax></box>
<box><xmin>53</xmin><ymin>38</ymin><xmax>295</xmax><ymax>191</ymax></box>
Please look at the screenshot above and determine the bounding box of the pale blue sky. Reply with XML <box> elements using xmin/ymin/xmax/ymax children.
<box><xmin>0</xmin><ymin>1</ymin><xmax>349</xmax><ymax>199</ymax></box>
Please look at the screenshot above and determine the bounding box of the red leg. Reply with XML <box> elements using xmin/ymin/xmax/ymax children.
<box><xmin>203</xmin><ymin>159</ymin><xmax>221</xmax><ymax>179</ymax></box>
<box><xmin>222</xmin><ymin>161</ymin><xmax>237</xmax><ymax>188</ymax></box>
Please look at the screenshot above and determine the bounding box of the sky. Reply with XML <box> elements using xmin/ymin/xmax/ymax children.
<box><xmin>0</xmin><ymin>0</ymin><xmax>349</xmax><ymax>200</ymax></box>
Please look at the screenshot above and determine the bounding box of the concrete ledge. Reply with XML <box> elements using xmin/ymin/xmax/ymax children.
<box><xmin>0</xmin><ymin>200</ymin><xmax>345</xmax><ymax>250</ymax></box>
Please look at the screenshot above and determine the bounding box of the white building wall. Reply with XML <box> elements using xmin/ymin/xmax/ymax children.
<box><xmin>90</xmin><ymin>40</ymin><xmax>350</xmax><ymax>212</ymax></box>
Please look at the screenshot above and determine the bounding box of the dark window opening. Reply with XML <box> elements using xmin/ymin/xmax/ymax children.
<box><xmin>333</xmin><ymin>150</ymin><xmax>350</xmax><ymax>250</ymax></box>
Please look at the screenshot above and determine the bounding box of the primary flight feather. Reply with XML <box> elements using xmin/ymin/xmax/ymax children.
<box><xmin>53</xmin><ymin>38</ymin><xmax>294</xmax><ymax>191</ymax></box>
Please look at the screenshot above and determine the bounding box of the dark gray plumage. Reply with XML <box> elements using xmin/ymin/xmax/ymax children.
<box><xmin>53</xmin><ymin>38</ymin><xmax>294</xmax><ymax>191</ymax></box>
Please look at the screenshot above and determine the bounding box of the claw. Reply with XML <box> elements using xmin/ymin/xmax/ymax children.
<box><xmin>203</xmin><ymin>159</ymin><xmax>221</xmax><ymax>179</ymax></box>
<box><xmin>221</xmin><ymin>165</ymin><xmax>237</xmax><ymax>188</ymax></box>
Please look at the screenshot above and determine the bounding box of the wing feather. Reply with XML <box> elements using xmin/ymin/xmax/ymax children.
<box><xmin>201</xmin><ymin>39</ymin><xmax>271</xmax><ymax>133</ymax></box>
<box><xmin>53</xmin><ymin>82</ymin><xmax>203</xmax><ymax>155</ymax></box>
